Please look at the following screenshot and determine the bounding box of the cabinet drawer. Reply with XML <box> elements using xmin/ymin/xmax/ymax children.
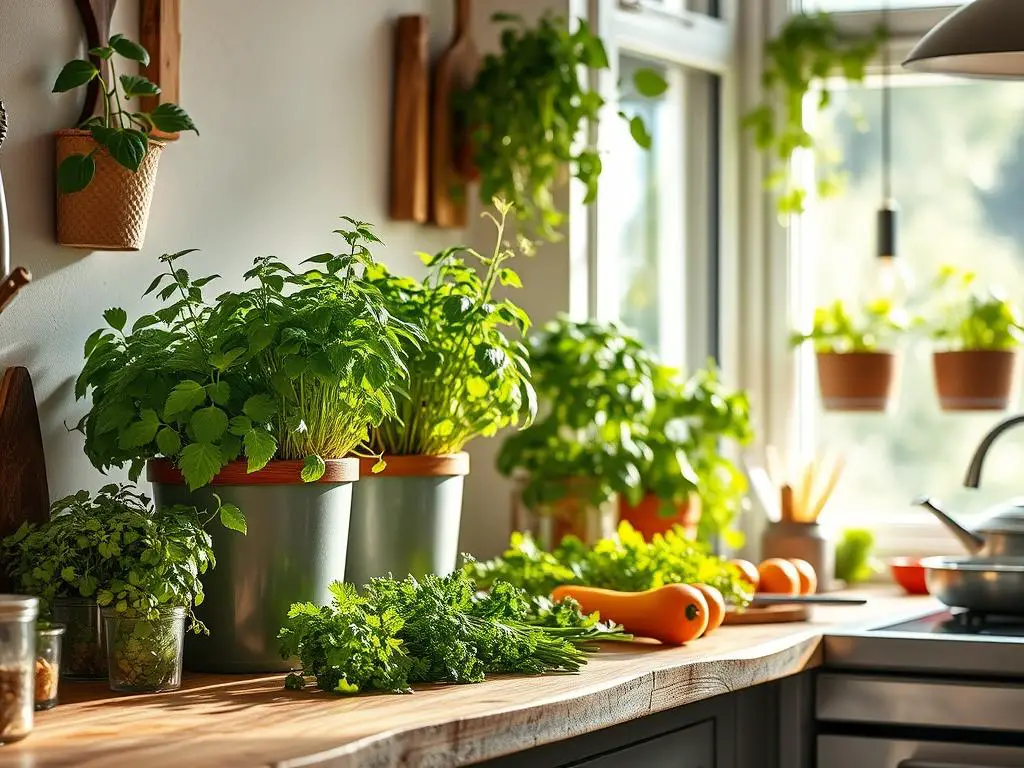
<box><xmin>570</xmin><ymin>720</ymin><xmax>714</xmax><ymax>768</ymax></box>
<box><xmin>818</xmin><ymin>735</ymin><xmax>1024</xmax><ymax>768</ymax></box>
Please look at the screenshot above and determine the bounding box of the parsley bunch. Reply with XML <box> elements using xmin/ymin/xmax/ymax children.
<box><xmin>468</xmin><ymin>522</ymin><xmax>753</xmax><ymax>606</ymax></box>
<box><xmin>279</xmin><ymin>570</ymin><xmax>629</xmax><ymax>695</ymax></box>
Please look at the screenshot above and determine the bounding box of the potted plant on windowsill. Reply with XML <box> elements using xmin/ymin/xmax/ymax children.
<box><xmin>497</xmin><ymin>317</ymin><xmax>657</xmax><ymax>548</ymax></box>
<box><xmin>0</xmin><ymin>485</ymin><xmax>240</xmax><ymax>692</ymax></box>
<box><xmin>51</xmin><ymin>35</ymin><xmax>197</xmax><ymax>250</ymax></box>
<box><xmin>791</xmin><ymin>298</ymin><xmax>906</xmax><ymax>412</ymax></box>
<box><xmin>74</xmin><ymin>222</ymin><xmax>419</xmax><ymax>672</ymax></box>
<box><xmin>923</xmin><ymin>266</ymin><xmax>1023</xmax><ymax>411</ymax></box>
<box><xmin>624</xmin><ymin>366</ymin><xmax>753</xmax><ymax>546</ymax></box>
<box><xmin>345</xmin><ymin>201</ymin><xmax>535</xmax><ymax>585</ymax></box>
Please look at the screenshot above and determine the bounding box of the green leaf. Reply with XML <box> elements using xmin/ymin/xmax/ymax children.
<box><xmin>52</xmin><ymin>59</ymin><xmax>98</xmax><ymax>92</ymax></box>
<box><xmin>118</xmin><ymin>409</ymin><xmax>160</xmax><ymax>449</ymax></box>
<box><xmin>190</xmin><ymin>406</ymin><xmax>228</xmax><ymax>443</ymax></box>
<box><xmin>629</xmin><ymin>116</ymin><xmax>652</xmax><ymax>150</ymax></box>
<box><xmin>228</xmin><ymin>416</ymin><xmax>252</xmax><ymax>437</ymax></box>
<box><xmin>149</xmin><ymin>102</ymin><xmax>199</xmax><ymax>134</ymax></box>
<box><xmin>89</xmin><ymin>46</ymin><xmax>113</xmax><ymax>60</ymax></box>
<box><xmin>218</xmin><ymin>504</ymin><xmax>247</xmax><ymax>535</ymax></box>
<box><xmin>210</xmin><ymin>348</ymin><xmax>244</xmax><ymax>371</ymax></box>
<box><xmin>243</xmin><ymin>428</ymin><xmax>277</xmax><ymax>474</ymax></box>
<box><xmin>466</xmin><ymin>376</ymin><xmax>489</xmax><ymax>398</ymax></box>
<box><xmin>498</xmin><ymin>268</ymin><xmax>522</xmax><ymax>288</ymax></box>
<box><xmin>301</xmin><ymin>455</ymin><xmax>326</xmax><ymax>483</ymax></box>
<box><xmin>179</xmin><ymin>442</ymin><xmax>225</xmax><ymax>490</ymax></box>
<box><xmin>633</xmin><ymin>68</ymin><xmax>669</xmax><ymax>98</ymax></box>
<box><xmin>131</xmin><ymin>314</ymin><xmax>160</xmax><ymax>332</ymax></box>
<box><xmin>443</xmin><ymin>295</ymin><xmax>473</xmax><ymax>321</ymax></box>
<box><xmin>474</xmin><ymin>346</ymin><xmax>508</xmax><ymax>375</ymax></box>
<box><xmin>91</xmin><ymin>126</ymin><xmax>148</xmax><ymax>172</ymax></box>
<box><xmin>164</xmin><ymin>380</ymin><xmax>207</xmax><ymax>419</ymax></box>
<box><xmin>155</xmin><ymin>427</ymin><xmax>182</xmax><ymax>456</ymax></box>
<box><xmin>243</xmin><ymin>394</ymin><xmax>277</xmax><ymax>423</ymax></box>
<box><xmin>109</xmin><ymin>34</ymin><xmax>150</xmax><ymax>66</ymax></box>
<box><xmin>371</xmin><ymin>459</ymin><xmax>387</xmax><ymax>474</ymax></box>
<box><xmin>57</xmin><ymin>154</ymin><xmax>96</xmax><ymax>193</ymax></box>
<box><xmin>248</xmin><ymin>324</ymin><xmax>276</xmax><ymax>354</ymax></box>
<box><xmin>103</xmin><ymin>307</ymin><xmax>128</xmax><ymax>331</ymax></box>
<box><xmin>119</xmin><ymin>73</ymin><xmax>160</xmax><ymax>99</ymax></box>
<box><xmin>206</xmin><ymin>381</ymin><xmax>231</xmax><ymax>406</ymax></box>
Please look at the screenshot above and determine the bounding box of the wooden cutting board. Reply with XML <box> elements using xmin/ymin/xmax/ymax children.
<box><xmin>722</xmin><ymin>604</ymin><xmax>810</xmax><ymax>625</ymax></box>
<box><xmin>429</xmin><ymin>0</ymin><xmax>479</xmax><ymax>228</ymax></box>
<box><xmin>0</xmin><ymin>367</ymin><xmax>50</xmax><ymax>587</ymax></box>
<box><xmin>390</xmin><ymin>15</ymin><xmax>429</xmax><ymax>222</ymax></box>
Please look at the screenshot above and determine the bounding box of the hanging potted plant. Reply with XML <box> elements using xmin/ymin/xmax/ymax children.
<box><xmin>74</xmin><ymin>222</ymin><xmax>420</xmax><ymax>672</ymax></box>
<box><xmin>625</xmin><ymin>366</ymin><xmax>753</xmax><ymax>546</ymax></box>
<box><xmin>51</xmin><ymin>34</ymin><xmax>197</xmax><ymax>250</ymax></box>
<box><xmin>345</xmin><ymin>201</ymin><xmax>535</xmax><ymax>585</ymax></box>
<box><xmin>924</xmin><ymin>266</ymin><xmax>1023</xmax><ymax>411</ymax></box>
<box><xmin>497</xmin><ymin>317</ymin><xmax>657</xmax><ymax>548</ymax></box>
<box><xmin>791</xmin><ymin>299</ymin><xmax>906</xmax><ymax>412</ymax></box>
<box><xmin>0</xmin><ymin>485</ymin><xmax>239</xmax><ymax>692</ymax></box>
<box><xmin>456</xmin><ymin>13</ymin><xmax>667</xmax><ymax>240</ymax></box>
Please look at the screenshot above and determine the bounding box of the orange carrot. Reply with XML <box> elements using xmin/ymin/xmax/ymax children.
<box><xmin>551</xmin><ymin>584</ymin><xmax>709</xmax><ymax>645</ymax></box>
<box><xmin>691</xmin><ymin>584</ymin><xmax>725</xmax><ymax>636</ymax></box>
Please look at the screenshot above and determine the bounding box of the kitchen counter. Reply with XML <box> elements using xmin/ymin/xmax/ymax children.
<box><xmin>2</xmin><ymin>589</ymin><xmax>934</xmax><ymax>768</ymax></box>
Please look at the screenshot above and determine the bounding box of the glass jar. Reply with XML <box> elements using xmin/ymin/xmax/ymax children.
<box><xmin>34</xmin><ymin>623</ymin><xmax>65</xmax><ymax>711</ymax></box>
<box><xmin>0</xmin><ymin>595</ymin><xmax>38</xmax><ymax>744</ymax></box>
<box><xmin>104</xmin><ymin>606</ymin><xmax>185</xmax><ymax>693</ymax></box>
<box><xmin>51</xmin><ymin>599</ymin><xmax>106</xmax><ymax>679</ymax></box>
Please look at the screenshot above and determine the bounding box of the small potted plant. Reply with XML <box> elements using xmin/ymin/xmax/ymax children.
<box><xmin>74</xmin><ymin>221</ymin><xmax>420</xmax><ymax>672</ymax></box>
<box><xmin>624</xmin><ymin>366</ymin><xmax>753</xmax><ymax>546</ymax></box>
<box><xmin>52</xmin><ymin>34</ymin><xmax>197</xmax><ymax>250</ymax></box>
<box><xmin>456</xmin><ymin>13</ymin><xmax>667</xmax><ymax>240</ymax></box>
<box><xmin>345</xmin><ymin>201</ymin><xmax>535</xmax><ymax>585</ymax></box>
<box><xmin>497</xmin><ymin>317</ymin><xmax>657</xmax><ymax>548</ymax></box>
<box><xmin>791</xmin><ymin>298</ymin><xmax>906</xmax><ymax>412</ymax></box>
<box><xmin>0</xmin><ymin>485</ymin><xmax>239</xmax><ymax>692</ymax></box>
<box><xmin>924</xmin><ymin>266</ymin><xmax>1023</xmax><ymax>411</ymax></box>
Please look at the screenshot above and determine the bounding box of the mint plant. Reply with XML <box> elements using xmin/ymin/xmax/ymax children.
<box><xmin>922</xmin><ymin>265</ymin><xmax>1024</xmax><ymax>351</ymax></box>
<box><xmin>790</xmin><ymin>298</ymin><xmax>907</xmax><ymax>353</ymax></box>
<box><xmin>52</xmin><ymin>34</ymin><xmax>198</xmax><ymax>193</ymax></box>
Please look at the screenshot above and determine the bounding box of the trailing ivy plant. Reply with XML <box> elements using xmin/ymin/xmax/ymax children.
<box><xmin>790</xmin><ymin>298</ymin><xmax>906</xmax><ymax>353</ymax></box>
<box><xmin>497</xmin><ymin>316</ymin><xmax>658</xmax><ymax>509</ymax></box>
<box><xmin>458</xmin><ymin>12</ymin><xmax>668</xmax><ymax>241</ymax></box>
<box><xmin>52</xmin><ymin>34</ymin><xmax>198</xmax><ymax>193</ymax></box>
<box><xmin>75</xmin><ymin>221</ymin><xmax>420</xmax><ymax>489</ymax></box>
<box><xmin>921</xmin><ymin>265</ymin><xmax>1024</xmax><ymax>351</ymax></box>
<box><xmin>742</xmin><ymin>11</ymin><xmax>884</xmax><ymax>216</ymax></box>
<box><xmin>364</xmin><ymin>200</ymin><xmax>536</xmax><ymax>456</ymax></box>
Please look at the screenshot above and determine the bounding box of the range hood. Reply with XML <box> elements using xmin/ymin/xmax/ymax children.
<box><xmin>904</xmin><ymin>0</ymin><xmax>1024</xmax><ymax>78</ymax></box>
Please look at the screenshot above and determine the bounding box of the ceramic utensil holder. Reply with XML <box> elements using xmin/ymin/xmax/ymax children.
<box><xmin>762</xmin><ymin>521</ymin><xmax>834</xmax><ymax>593</ymax></box>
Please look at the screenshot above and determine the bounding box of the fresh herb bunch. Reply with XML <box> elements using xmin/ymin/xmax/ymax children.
<box><xmin>0</xmin><ymin>484</ymin><xmax>242</xmax><ymax>631</ymax></box>
<box><xmin>921</xmin><ymin>266</ymin><xmax>1024</xmax><ymax>351</ymax></box>
<box><xmin>279</xmin><ymin>570</ymin><xmax>629</xmax><ymax>695</ymax></box>
<box><xmin>76</xmin><ymin>221</ymin><xmax>420</xmax><ymax>489</ymax></box>
<box><xmin>468</xmin><ymin>522</ymin><xmax>752</xmax><ymax>606</ymax></box>
<box><xmin>790</xmin><ymin>298</ymin><xmax>906</xmax><ymax>353</ymax></box>
<box><xmin>742</xmin><ymin>12</ymin><xmax>884</xmax><ymax>216</ymax></box>
<box><xmin>497</xmin><ymin>316</ymin><xmax>658</xmax><ymax>509</ymax></box>
<box><xmin>364</xmin><ymin>201</ymin><xmax>536</xmax><ymax>456</ymax></box>
<box><xmin>458</xmin><ymin>13</ymin><xmax>667</xmax><ymax>240</ymax></box>
<box><xmin>639</xmin><ymin>366</ymin><xmax>753</xmax><ymax>544</ymax></box>
<box><xmin>52</xmin><ymin>35</ymin><xmax>198</xmax><ymax>193</ymax></box>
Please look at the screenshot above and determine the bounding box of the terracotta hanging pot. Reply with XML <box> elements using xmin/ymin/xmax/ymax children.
<box><xmin>815</xmin><ymin>351</ymin><xmax>897</xmax><ymax>412</ymax></box>
<box><xmin>618</xmin><ymin>493</ymin><xmax>701</xmax><ymax>540</ymax></box>
<box><xmin>933</xmin><ymin>350</ymin><xmax>1018</xmax><ymax>411</ymax></box>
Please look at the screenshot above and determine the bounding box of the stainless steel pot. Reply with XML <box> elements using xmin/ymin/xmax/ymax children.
<box><xmin>921</xmin><ymin>556</ymin><xmax>1024</xmax><ymax>615</ymax></box>
<box><xmin>916</xmin><ymin>496</ymin><xmax>1024</xmax><ymax>558</ymax></box>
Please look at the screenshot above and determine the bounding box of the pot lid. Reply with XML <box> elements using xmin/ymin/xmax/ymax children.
<box><xmin>978</xmin><ymin>498</ymin><xmax>1024</xmax><ymax>535</ymax></box>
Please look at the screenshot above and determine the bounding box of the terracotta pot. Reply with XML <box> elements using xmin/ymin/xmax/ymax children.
<box><xmin>815</xmin><ymin>351</ymin><xmax>896</xmax><ymax>412</ymax></box>
<box><xmin>55</xmin><ymin>129</ymin><xmax>164</xmax><ymax>251</ymax></box>
<box><xmin>618</xmin><ymin>493</ymin><xmax>701</xmax><ymax>540</ymax></box>
<box><xmin>933</xmin><ymin>350</ymin><xmax>1017</xmax><ymax>411</ymax></box>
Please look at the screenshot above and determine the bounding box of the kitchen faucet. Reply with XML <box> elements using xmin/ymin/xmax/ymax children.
<box><xmin>964</xmin><ymin>413</ymin><xmax>1024</xmax><ymax>488</ymax></box>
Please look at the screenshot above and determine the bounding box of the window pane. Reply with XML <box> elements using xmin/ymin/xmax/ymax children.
<box><xmin>799</xmin><ymin>78</ymin><xmax>1024</xmax><ymax>522</ymax></box>
<box><xmin>621</xmin><ymin>0</ymin><xmax>720</xmax><ymax>19</ymax></box>
<box><xmin>809</xmin><ymin>1</ymin><xmax>959</xmax><ymax>10</ymax></box>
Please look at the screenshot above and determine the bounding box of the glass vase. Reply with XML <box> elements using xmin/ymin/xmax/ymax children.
<box><xmin>34</xmin><ymin>622</ymin><xmax>64</xmax><ymax>710</ymax></box>
<box><xmin>103</xmin><ymin>607</ymin><xmax>185</xmax><ymax>694</ymax></box>
<box><xmin>51</xmin><ymin>599</ymin><xmax>106</xmax><ymax>680</ymax></box>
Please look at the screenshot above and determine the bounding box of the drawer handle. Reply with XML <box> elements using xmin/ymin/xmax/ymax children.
<box><xmin>900</xmin><ymin>761</ymin><xmax>1005</xmax><ymax>768</ymax></box>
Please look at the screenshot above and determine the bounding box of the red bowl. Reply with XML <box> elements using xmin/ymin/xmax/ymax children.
<box><xmin>890</xmin><ymin>557</ymin><xmax>929</xmax><ymax>595</ymax></box>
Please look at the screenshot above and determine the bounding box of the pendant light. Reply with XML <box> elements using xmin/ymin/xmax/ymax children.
<box><xmin>905</xmin><ymin>0</ymin><xmax>1024</xmax><ymax>79</ymax></box>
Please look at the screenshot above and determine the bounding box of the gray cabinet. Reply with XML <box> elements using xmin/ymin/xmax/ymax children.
<box><xmin>570</xmin><ymin>721</ymin><xmax>715</xmax><ymax>768</ymax></box>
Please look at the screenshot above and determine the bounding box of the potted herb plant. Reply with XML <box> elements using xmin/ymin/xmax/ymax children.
<box><xmin>0</xmin><ymin>485</ymin><xmax>239</xmax><ymax>692</ymax></box>
<box><xmin>345</xmin><ymin>201</ymin><xmax>535</xmax><ymax>585</ymax></box>
<box><xmin>923</xmin><ymin>266</ymin><xmax>1023</xmax><ymax>411</ymax></box>
<box><xmin>52</xmin><ymin>35</ymin><xmax>197</xmax><ymax>250</ymax></box>
<box><xmin>791</xmin><ymin>298</ymin><xmax>906</xmax><ymax>412</ymax></box>
<box><xmin>624</xmin><ymin>366</ymin><xmax>753</xmax><ymax>546</ymax></box>
<box><xmin>497</xmin><ymin>317</ymin><xmax>657</xmax><ymax>548</ymax></box>
<box><xmin>74</xmin><ymin>221</ymin><xmax>420</xmax><ymax>672</ymax></box>
<box><xmin>456</xmin><ymin>13</ymin><xmax>667</xmax><ymax>240</ymax></box>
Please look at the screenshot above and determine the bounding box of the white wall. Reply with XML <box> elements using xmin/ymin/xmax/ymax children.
<box><xmin>0</xmin><ymin>0</ymin><xmax>572</xmax><ymax>559</ymax></box>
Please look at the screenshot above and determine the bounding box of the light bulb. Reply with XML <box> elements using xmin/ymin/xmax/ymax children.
<box><xmin>862</xmin><ymin>203</ymin><xmax>913</xmax><ymax>308</ymax></box>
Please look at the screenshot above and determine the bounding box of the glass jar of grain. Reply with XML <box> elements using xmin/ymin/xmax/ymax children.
<box><xmin>0</xmin><ymin>595</ymin><xmax>38</xmax><ymax>744</ymax></box>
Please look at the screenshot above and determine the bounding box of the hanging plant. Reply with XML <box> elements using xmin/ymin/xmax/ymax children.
<box><xmin>742</xmin><ymin>12</ymin><xmax>885</xmax><ymax>217</ymax></box>
<box><xmin>457</xmin><ymin>13</ymin><xmax>667</xmax><ymax>241</ymax></box>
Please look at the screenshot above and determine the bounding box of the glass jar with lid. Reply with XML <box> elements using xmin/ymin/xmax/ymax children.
<box><xmin>0</xmin><ymin>594</ymin><xmax>38</xmax><ymax>744</ymax></box>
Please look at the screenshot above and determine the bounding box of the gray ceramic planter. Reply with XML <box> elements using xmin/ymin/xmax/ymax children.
<box><xmin>148</xmin><ymin>457</ymin><xmax>359</xmax><ymax>673</ymax></box>
<box><xmin>345</xmin><ymin>453</ymin><xmax>469</xmax><ymax>586</ymax></box>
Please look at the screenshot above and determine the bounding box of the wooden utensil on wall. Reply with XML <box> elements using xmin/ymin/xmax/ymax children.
<box><xmin>390</xmin><ymin>15</ymin><xmax>429</xmax><ymax>223</ymax></box>
<box><xmin>73</xmin><ymin>0</ymin><xmax>118</xmax><ymax>124</ymax></box>
<box><xmin>140</xmin><ymin>0</ymin><xmax>182</xmax><ymax>141</ymax></box>
<box><xmin>430</xmin><ymin>0</ymin><xmax>479</xmax><ymax>229</ymax></box>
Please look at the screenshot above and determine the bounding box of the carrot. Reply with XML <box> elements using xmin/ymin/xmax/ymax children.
<box><xmin>691</xmin><ymin>584</ymin><xmax>725</xmax><ymax>636</ymax></box>
<box><xmin>551</xmin><ymin>584</ymin><xmax>709</xmax><ymax>645</ymax></box>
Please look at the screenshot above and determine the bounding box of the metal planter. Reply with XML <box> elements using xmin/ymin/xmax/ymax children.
<box><xmin>148</xmin><ymin>458</ymin><xmax>359</xmax><ymax>673</ymax></box>
<box><xmin>345</xmin><ymin>453</ymin><xmax>469</xmax><ymax>586</ymax></box>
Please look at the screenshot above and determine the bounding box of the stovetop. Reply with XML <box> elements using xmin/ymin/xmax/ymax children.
<box><xmin>879</xmin><ymin>609</ymin><xmax>1024</xmax><ymax>639</ymax></box>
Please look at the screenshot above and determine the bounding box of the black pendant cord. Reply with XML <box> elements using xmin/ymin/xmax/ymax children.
<box><xmin>877</xmin><ymin>0</ymin><xmax>897</xmax><ymax>260</ymax></box>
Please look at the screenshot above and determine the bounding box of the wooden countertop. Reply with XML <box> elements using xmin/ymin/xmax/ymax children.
<box><xmin>3</xmin><ymin>589</ymin><xmax>935</xmax><ymax>768</ymax></box>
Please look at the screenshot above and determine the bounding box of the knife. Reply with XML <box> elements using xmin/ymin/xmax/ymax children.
<box><xmin>749</xmin><ymin>594</ymin><xmax>868</xmax><ymax>606</ymax></box>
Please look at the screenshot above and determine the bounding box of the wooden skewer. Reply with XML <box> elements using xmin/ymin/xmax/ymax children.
<box><xmin>808</xmin><ymin>455</ymin><xmax>845</xmax><ymax>522</ymax></box>
<box><xmin>780</xmin><ymin>484</ymin><xmax>794</xmax><ymax>524</ymax></box>
<box><xmin>796</xmin><ymin>458</ymin><xmax>816</xmax><ymax>523</ymax></box>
